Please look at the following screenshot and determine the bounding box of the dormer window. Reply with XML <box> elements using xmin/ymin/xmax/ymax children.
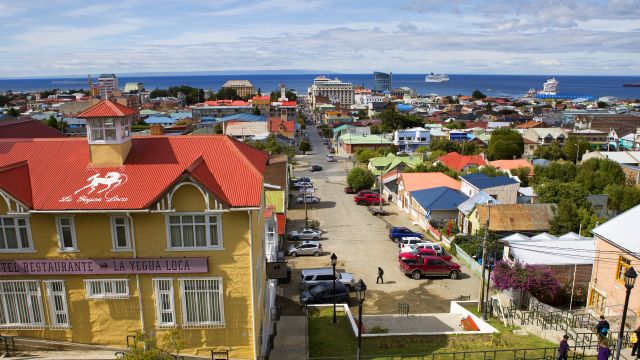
<box><xmin>87</xmin><ymin>118</ymin><xmax>132</xmax><ymax>144</ymax></box>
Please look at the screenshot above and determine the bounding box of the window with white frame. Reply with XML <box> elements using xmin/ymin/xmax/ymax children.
<box><xmin>0</xmin><ymin>280</ymin><xmax>45</xmax><ymax>328</ymax></box>
<box><xmin>84</xmin><ymin>279</ymin><xmax>129</xmax><ymax>299</ymax></box>
<box><xmin>89</xmin><ymin>118</ymin><xmax>117</xmax><ymax>142</ymax></box>
<box><xmin>180</xmin><ymin>278</ymin><xmax>224</xmax><ymax>327</ymax></box>
<box><xmin>0</xmin><ymin>217</ymin><xmax>33</xmax><ymax>252</ymax></box>
<box><xmin>110</xmin><ymin>216</ymin><xmax>131</xmax><ymax>251</ymax></box>
<box><xmin>44</xmin><ymin>281</ymin><xmax>69</xmax><ymax>328</ymax></box>
<box><xmin>153</xmin><ymin>279</ymin><xmax>175</xmax><ymax>327</ymax></box>
<box><xmin>167</xmin><ymin>214</ymin><xmax>222</xmax><ymax>250</ymax></box>
<box><xmin>55</xmin><ymin>217</ymin><xmax>77</xmax><ymax>251</ymax></box>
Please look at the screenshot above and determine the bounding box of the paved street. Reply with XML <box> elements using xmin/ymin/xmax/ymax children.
<box><xmin>279</xmin><ymin>122</ymin><xmax>481</xmax><ymax>316</ymax></box>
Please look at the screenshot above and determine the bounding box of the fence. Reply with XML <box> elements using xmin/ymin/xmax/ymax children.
<box><xmin>453</xmin><ymin>244</ymin><xmax>484</xmax><ymax>276</ymax></box>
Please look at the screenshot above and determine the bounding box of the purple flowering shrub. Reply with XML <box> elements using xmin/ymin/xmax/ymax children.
<box><xmin>491</xmin><ymin>260</ymin><xmax>560</xmax><ymax>298</ymax></box>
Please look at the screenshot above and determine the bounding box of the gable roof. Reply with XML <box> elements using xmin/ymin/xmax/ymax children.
<box><xmin>399</xmin><ymin>172</ymin><xmax>460</xmax><ymax>192</ymax></box>
<box><xmin>0</xmin><ymin>135</ymin><xmax>268</xmax><ymax>210</ymax></box>
<box><xmin>489</xmin><ymin>159</ymin><xmax>534</xmax><ymax>175</ymax></box>
<box><xmin>476</xmin><ymin>204</ymin><xmax>555</xmax><ymax>232</ymax></box>
<box><xmin>460</xmin><ymin>173</ymin><xmax>518</xmax><ymax>189</ymax></box>
<box><xmin>592</xmin><ymin>204</ymin><xmax>640</xmax><ymax>254</ymax></box>
<box><xmin>437</xmin><ymin>152</ymin><xmax>487</xmax><ymax>171</ymax></box>
<box><xmin>75</xmin><ymin>100</ymin><xmax>138</xmax><ymax>118</ymax></box>
<box><xmin>0</xmin><ymin>118</ymin><xmax>66</xmax><ymax>139</ymax></box>
<box><xmin>410</xmin><ymin>186</ymin><xmax>468</xmax><ymax>211</ymax></box>
<box><xmin>457</xmin><ymin>191</ymin><xmax>499</xmax><ymax>215</ymax></box>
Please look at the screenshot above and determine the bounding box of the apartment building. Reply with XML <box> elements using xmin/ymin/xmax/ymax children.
<box><xmin>309</xmin><ymin>76</ymin><xmax>355</xmax><ymax>109</ymax></box>
<box><xmin>222</xmin><ymin>80</ymin><xmax>256</xmax><ymax>98</ymax></box>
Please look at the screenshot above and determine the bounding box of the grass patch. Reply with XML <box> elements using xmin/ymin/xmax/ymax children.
<box><xmin>307</xmin><ymin>307</ymin><xmax>556</xmax><ymax>359</ymax></box>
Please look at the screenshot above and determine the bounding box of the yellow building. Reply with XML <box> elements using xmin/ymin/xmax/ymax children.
<box><xmin>222</xmin><ymin>80</ymin><xmax>256</xmax><ymax>99</ymax></box>
<box><xmin>0</xmin><ymin>100</ymin><xmax>277</xmax><ymax>359</ymax></box>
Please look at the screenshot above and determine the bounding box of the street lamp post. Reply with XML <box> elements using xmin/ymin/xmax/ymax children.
<box><xmin>615</xmin><ymin>267</ymin><xmax>637</xmax><ymax>360</ymax></box>
<box><xmin>355</xmin><ymin>279</ymin><xmax>367</xmax><ymax>360</ymax></box>
<box><xmin>330</xmin><ymin>253</ymin><xmax>338</xmax><ymax>325</ymax></box>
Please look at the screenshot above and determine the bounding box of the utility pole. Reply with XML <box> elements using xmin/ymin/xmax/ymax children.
<box><xmin>478</xmin><ymin>203</ymin><xmax>490</xmax><ymax>313</ymax></box>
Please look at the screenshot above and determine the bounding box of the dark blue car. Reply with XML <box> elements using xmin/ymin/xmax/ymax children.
<box><xmin>300</xmin><ymin>282</ymin><xmax>349</xmax><ymax>305</ymax></box>
<box><xmin>388</xmin><ymin>227</ymin><xmax>424</xmax><ymax>242</ymax></box>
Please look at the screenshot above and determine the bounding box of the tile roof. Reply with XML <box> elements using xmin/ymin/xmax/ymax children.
<box><xmin>269</xmin><ymin>117</ymin><xmax>295</xmax><ymax>134</ymax></box>
<box><xmin>399</xmin><ymin>172</ymin><xmax>460</xmax><ymax>192</ymax></box>
<box><xmin>461</xmin><ymin>173</ymin><xmax>518</xmax><ymax>189</ymax></box>
<box><xmin>409</xmin><ymin>186</ymin><xmax>468</xmax><ymax>211</ymax></box>
<box><xmin>437</xmin><ymin>152</ymin><xmax>487</xmax><ymax>171</ymax></box>
<box><xmin>0</xmin><ymin>135</ymin><xmax>268</xmax><ymax>210</ymax></box>
<box><xmin>0</xmin><ymin>118</ymin><xmax>66</xmax><ymax>139</ymax></box>
<box><xmin>75</xmin><ymin>100</ymin><xmax>138</xmax><ymax>118</ymax></box>
<box><xmin>476</xmin><ymin>204</ymin><xmax>555</xmax><ymax>232</ymax></box>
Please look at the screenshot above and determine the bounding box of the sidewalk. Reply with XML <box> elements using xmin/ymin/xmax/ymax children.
<box><xmin>270</xmin><ymin>316</ymin><xmax>307</xmax><ymax>360</ymax></box>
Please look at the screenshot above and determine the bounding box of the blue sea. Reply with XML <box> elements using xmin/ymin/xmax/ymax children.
<box><xmin>1</xmin><ymin>74</ymin><xmax>640</xmax><ymax>99</ymax></box>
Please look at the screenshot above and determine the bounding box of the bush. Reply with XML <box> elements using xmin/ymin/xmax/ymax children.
<box><xmin>369</xmin><ymin>325</ymin><xmax>390</xmax><ymax>334</ymax></box>
<box><xmin>347</xmin><ymin>168</ymin><xmax>376</xmax><ymax>192</ymax></box>
<box><xmin>299</xmin><ymin>140</ymin><xmax>311</xmax><ymax>153</ymax></box>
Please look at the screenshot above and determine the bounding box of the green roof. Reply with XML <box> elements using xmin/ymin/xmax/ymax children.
<box><xmin>339</xmin><ymin>134</ymin><xmax>392</xmax><ymax>145</ymax></box>
<box><xmin>368</xmin><ymin>153</ymin><xmax>422</xmax><ymax>175</ymax></box>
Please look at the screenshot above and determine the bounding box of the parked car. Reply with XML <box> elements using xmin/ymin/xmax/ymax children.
<box><xmin>344</xmin><ymin>186</ymin><xmax>355</xmax><ymax>194</ymax></box>
<box><xmin>356</xmin><ymin>190</ymin><xmax>377</xmax><ymax>196</ymax></box>
<box><xmin>288</xmin><ymin>228</ymin><xmax>322</xmax><ymax>241</ymax></box>
<box><xmin>300</xmin><ymin>268</ymin><xmax>356</xmax><ymax>290</ymax></box>
<box><xmin>399</xmin><ymin>255</ymin><xmax>461</xmax><ymax>280</ymax></box>
<box><xmin>294</xmin><ymin>182</ymin><xmax>313</xmax><ymax>189</ymax></box>
<box><xmin>388</xmin><ymin>227</ymin><xmax>424</xmax><ymax>242</ymax></box>
<box><xmin>309</xmin><ymin>165</ymin><xmax>322</xmax><ymax>172</ymax></box>
<box><xmin>404</xmin><ymin>242</ymin><xmax>445</xmax><ymax>255</ymax></box>
<box><xmin>288</xmin><ymin>241</ymin><xmax>323</xmax><ymax>257</ymax></box>
<box><xmin>296</xmin><ymin>177</ymin><xmax>311</xmax><ymax>183</ymax></box>
<box><xmin>299</xmin><ymin>281</ymin><xmax>349</xmax><ymax>305</ymax></box>
<box><xmin>299</xmin><ymin>187</ymin><xmax>315</xmax><ymax>195</ymax></box>
<box><xmin>354</xmin><ymin>193</ymin><xmax>384</xmax><ymax>205</ymax></box>
<box><xmin>398</xmin><ymin>247</ymin><xmax>452</xmax><ymax>262</ymax></box>
<box><xmin>326</xmin><ymin>154</ymin><xmax>336</xmax><ymax>162</ymax></box>
<box><xmin>397</xmin><ymin>237</ymin><xmax>426</xmax><ymax>248</ymax></box>
<box><xmin>296</xmin><ymin>194</ymin><xmax>320</xmax><ymax>204</ymax></box>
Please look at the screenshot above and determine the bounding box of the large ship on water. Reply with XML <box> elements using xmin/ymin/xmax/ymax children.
<box><xmin>425</xmin><ymin>73</ymin><xmax>449</xmax><ymax>83</ymax></box>
<box><xmin>532</xmin><ymin>77</ymin><xmax>594</xmax><ymax>100</ymax></box>
<box><xmin>623</xmin><ymin>83</ymin><xmax>640</xmax><ymax>87</ymax></box>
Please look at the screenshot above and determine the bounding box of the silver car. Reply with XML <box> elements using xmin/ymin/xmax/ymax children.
<box><xmin>300</xmin><ymin>268</ymin><xmax>356</xmax><ymax>290</ymax></box>
<box><xmin>288</xmin><ymin>228</ymin><xmax>322</xmax><ymax>241</ymax></box>
<box><xmin>288</xmin><ymin>241</ymin><xmax>323</xmax><ymax>257</ymax></box>
<box><xmin>296</xmin><ymin>195</ymin><xmax>320</xmax><ymax>204</ymax></box>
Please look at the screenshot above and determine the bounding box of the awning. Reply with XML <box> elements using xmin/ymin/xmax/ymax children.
<box><xmin>276</xmin><ymin>214</ymin><xmax>286</xmax><ymax>235</ymax></box>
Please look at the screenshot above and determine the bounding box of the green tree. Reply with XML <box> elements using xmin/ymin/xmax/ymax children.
<box><xmin>487</xmin><ymin>128</ymin><xmax>524</xmax><ymax>160</ymax></box>
<box><xmin>215</xmin><ymin>87</ymin><xmax>241</xmax><ymax>100</ymax></box>
<box><xmin>297</xmin><ymin>117</ymin><xmax>306</xmax><ymax>130</ymax></box>
<box><xmin>378</xmin><ymin>108</ymin><xmax>423</xmax><ymax>131</ymax></box>
<box><xmin>562</xmin><ymin>136</ymin><xmax>590</xmax><ymax>163</ymax></box>
<box><xmin>549</xmin><ymin>200</ymin><xmax>581</xmax><ymax>235</ymax></box>
<box><xmin>347</xmin><ymin>167</ymin><xmax>376</xmax><ymax>192</ymax></box>
<box><xmin>7</xmin><ymin>107</ymin><xmax>20</xmax><ymax>116</ymax></box>
<box><xmin>465</xmin><ymin>166</ymin><xmax>509</xmax><ymax>177</ymax></box>
<box><xmin>461</xmin><ymin>141</ymin><xmax>478</xmax><ymax>155</ymax></box>
<box><xmin>214</xmin><ymin>124</ymin><xmax>223</xmax><ymax>134</ymax></box>
<box><xmin>531</xmin><ymin>161</ymin><xmax>577</xmax><ymax>185</ymax></box>
<box><xmin>533</xmin><ymin>141</ymin><xmax>564</xmax><ymax>160</ymax></box>
<box><xmin>45</xmin><ymin>115</ymin><xmax>59</xmax><ymax>129</ymax></box>
<box><xmin>299</xmin><ymin>140</ymin><xmax>311</xmax><ymax>154</ymax></box>
<box><xmin>575</xmin><ymin>158</ymin><xmax>625</xmax><ymax>193</ymax></box>
<box><xmin>430</xmin><ymin>139</ymin><xmax>461</xmax><ymax>153</ymax></box>
<box><xmin>415</xmin><ymin>146</ymin><xmax>429</xmax><ymax>154</ymax></box>
<box><xmin>355</xmin><ymin>149</ymin><xmax>381</xmax><ymax>163</ymax></box>
<box><xmin>197</xmin><ymin>88</ymin><xmax>205</xmax><ymax>103</ymax></box>
<box><xmin>596</xmin><ymin>101</ymin><xmax>608</xmax><ymax>109</ymax></box>
<box><xmin>317</xmin><ymin>125</ymin><xmax>333</xmax><ymax>138</ymax></box>
<box><xmin>604</xmin><ymin>184</ymin><xmax>640</xmax><ymax>212</ymax></box>
<box><xmin>472</xmin><ymin>90</ymin><xmax>487</xmax><ymax>100</ymax></box>
<box><xmin>510</xmin><ymin>167</ymin><xmax>532</xmax><ymax>187</ymax></box>
<box><xmin>0</xmin><ymin>95</ymin><xmax>10</xmax><ymax>107</ymax></box>
<box><xmin>150</xmin><ymin>88</ymin><xmax>169</xmax><ymax>98</ymax></box>
<box><xmin>444</xmin><ymin>121</ymin><xmax>466</xmax><ymax>130</ymax></box>
<box><xmin>533</xmin><ymin>179</ymin><xmax>589</xmax><ymax>206</ymax></box>
<box><xmin>252</xmin><ymin>106</ymin><xmax>262</xmax><ymax>115</ymax></box>
<box><xmin>356</xmin><ymin>109</ymin><xmax>369</xmax><ymax>119</ymax></box>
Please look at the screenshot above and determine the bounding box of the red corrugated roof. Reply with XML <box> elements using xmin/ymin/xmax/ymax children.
<box><xmin>0</xmin><ymin>135</ymin><xmax>268</xmax><ymax>210</ymax></box>
<box><xmin>0</xmin><ymin>161</ymin><xmax>33</xmax><ymax>208</ymax></box>
<box><xmin>76</xmin><ymin>100</ymin><xmax>138</xmax><ymax>118</ymax></box>
<box><xmin>0</xmin><ymin>118</ymin><xmax>66</xmax><ymax>138</ymax></box>
<box><xmin>438</xmin><ymin>152</ymin><xmax>487</xmax><ymax>171</ymax></box>
<box><xmin>280</xmin><ymin>101</ymin><xmax>297</xmax><ymax>107</ymax></box>
<box><xmin>276</xmin><ymin>214</ymin><xmax>286</xmax><ymax>235</ymax></box>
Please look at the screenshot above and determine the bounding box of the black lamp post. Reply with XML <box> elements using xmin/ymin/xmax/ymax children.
<box><xmin>615</xmin><ymin>266</ymin><xmax>637</xmax><ymax>360</ymax></box>
<box><xmin>355</xmin><ymin>279</ymin><xmax>367</xmax><ymax>360</ymax></box>
<box><xmin>330</xmin><ymin>253</ymin><xmax>338</xmax><ymax>325</ymax></box>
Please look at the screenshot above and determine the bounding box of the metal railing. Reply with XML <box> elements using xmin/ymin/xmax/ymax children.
<box><xmin>0</xmin><ymin>335</ymin><xmax>16</xmax><ymax>357</ymax></box>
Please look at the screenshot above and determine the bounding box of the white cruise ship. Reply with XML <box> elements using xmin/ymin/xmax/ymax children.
<box><xmin>425</xmin><ymin>73</ymin><xmax>449</xmax><ymax>83</ymax></box>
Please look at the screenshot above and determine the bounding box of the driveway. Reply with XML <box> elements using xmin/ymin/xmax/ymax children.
<box><xmin>279</xmin><ymin>122</ymin><xmax>481</xmax><ymax>316</ymax></box>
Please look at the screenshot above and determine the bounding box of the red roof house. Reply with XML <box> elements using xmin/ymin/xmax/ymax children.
<box><xmin>269</xmin><ymin>117</ymin><xmax>295</xmax><ymax>138</ymax></box>
<box><xmin>437</xmin><ymin>152</ymin><xmax>487</xmax><ymax>172</ymax></box>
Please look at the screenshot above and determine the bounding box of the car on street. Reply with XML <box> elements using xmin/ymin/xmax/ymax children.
<box><xmin>288</xmin><ymin>228</ymin><xmax>322</xmax><ymax>241</ymax></box>
<box><xmin>299</xmin><ymin>281</ymin><xmax>349</xmax><ymax>306</ymax></box>
<box><xmin>399</xmin><ymin>255</ymin><xmax>461</xmax><ymax>280</ymax></box>
<box><xmin>294</xmin><ymin>181</ymin><xmax>313</xmax><ymax>189</ymax></box>
<box><xmin>288</xmin><ymin>241</ymin><xmax>323</xmax><ymax>257</ymax></box>
<box><xmin>402</xmin><ymin>242</ymin><xmax>445</xmax><ymax>255</ymax></box>
<box><xmin>296</xmin><ymin>177</ymin><xmax>311</xmax><ymax>183</ymax></box>
<box><xmin>309</xmin><ymin>165</ymin><xmax>322</xmax><ymax>172</ymax></box>
<box><xmin>398</xmin><ymin>247</ymin><xmax>453</xmax><ymax>262</ymax></box>
<box><xmin>300</xmin><ymin>268</ymin><xmax>356</xmax><ymax>290</ymax></box>
<box><xmin>388</xmin><ymin>227</ymin><xmax>424</xmax><ymax>242</ymax></box>
<box><xmin>354</xmin><ymin>193</ymin><xmax>384</xmax><ymax>205</ymax></box>
<box><xmin>296</xmin><ymin>194</ymin><xmax>320</xmax><ymax>204</ymax></box>
<box><xmin>326</xmin><ymin>154</ymin><xmax>336</xmax><ymax>162</ymax></box>
<box><xmin>299</xmin><ymin>187</ymin><xmax>315</xmax><ymax>195</ymax></box>
<box><xmin>356</xmin><ymin>190</ymin><xmax>378</xmax><ymax>196</ymax></box>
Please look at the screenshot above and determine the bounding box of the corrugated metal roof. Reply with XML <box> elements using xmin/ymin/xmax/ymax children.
<box><xmin>476</xmin><ymin>204</ymin><xmax>554</xmax><ymax>232</ymax></box>
<box><xmin>410</xmin><ymin>186</ymin><xmax>468</xmax><ymax>211</ymax></box>
<box><xmin>0</xmin><ymin>118</ymin><xmax>66</xmax><ymax>138</ymax></box>
<box><xmin>0</xmin><ymin>135</ymin><xmax>268</xmax><ymax>210</ymax></box>
<box><xmin>592</xmin><ymin>204</ymin><xmax>640</xmax><ymax>253</ymax></box>
<box><xmin>460</xmin><ymin>173</ymin><xmax>518</xmax><ymax>189</ymax></box>
<box><xmin>400</xmin><ymin>172</ymin><xmax>460</xmax><ymax>192</ymax></box>
<box><xmin>76</xmin><ymin>100</ymin><xmax>138</xmax><ymax>117</ymax></box>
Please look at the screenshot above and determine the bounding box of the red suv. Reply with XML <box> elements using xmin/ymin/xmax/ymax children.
<box><xmin>354</xmin><ymin>193</ymin><xmax>384</xmax><ymax>205</ymax></box>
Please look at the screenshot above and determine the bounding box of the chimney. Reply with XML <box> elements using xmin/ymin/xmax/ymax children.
<box><xmin>150</xmin><ymin>124</ymin><xmax>164</xmax><ymax>135</ymax></box>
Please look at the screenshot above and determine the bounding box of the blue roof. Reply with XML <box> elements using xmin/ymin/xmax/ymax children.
<box><xmin>170</xmin><ymin>112</ymin><xmax>192</xmax><ymax>119</ymax></box>
<box><xmin>409</xmin><ymin>186</ymin><xmax>469</xmax><ymax>211</ymax></box>
<box><xmin>218</xmin><ymin>113</ymin><xmax>266</xmax><ymax>122</ymax></box>
<box><xmin>396</xmin><ymin>104</ymin><xmax>413</xmax><ymax>112</ymax></box>
<box><xmin>144</xmin><ymin>116</ymin><xmax>177</xmax><ymax>124</ymax></box>
<box><xmin>460</xmin><ymin>173</ymin><xmax>518</xmax><ymax>189</ymax></box>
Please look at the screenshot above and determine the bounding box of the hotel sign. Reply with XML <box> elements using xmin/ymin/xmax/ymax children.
<box><xmin>0</xmin><ymin>258</ymin><xmax>209</xmax><ymax>275</ymax></box>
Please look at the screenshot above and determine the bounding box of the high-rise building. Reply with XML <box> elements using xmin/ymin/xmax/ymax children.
<box><xmin>309</xmin><ymin>76</ymin><xmax>355</xmax><ymax>109</ymax></box>
<box><xmin>97</xmin><ymin>74</ymin><xmax>119</xmax><ymax>98</ymax></box>
<box><xmin>221</xmin><ymin>80</ymin><xmax>256</xmax><ymax>98</ymax></box>
<box><xmin>373</xmin><ymin>71</ymin><xmax>392</xmax><ymax>92</ymax></box>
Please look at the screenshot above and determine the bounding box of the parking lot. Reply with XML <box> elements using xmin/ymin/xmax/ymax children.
<box><xmin>279</xmin><ymin>124</ymin><xmax>481</xmax><ymax>315</ymax></box>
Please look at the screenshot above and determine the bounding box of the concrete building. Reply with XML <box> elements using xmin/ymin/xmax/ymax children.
<box><xmin>394</xmin><ymin>127</ymin><xmax>430</xmax><ymax>153</ymax></box>
<box><xmin>191</xmin><ymin>100</ymin><xmax>253</xmax><ymax>120</ymax></box>
<box><xmin>338</xmin><ymin>133</ymin><xmax>392</xmax><ymax>154</ymax></box>
<box><xmin>309</xmin><ymin>76</ymin><xmax>355</xmax><ymax>109</ymax></box>
<box><xmin>221</xmin><ymin>80</ymin><xmax>256</xmax><ymax>98</ymax></box>
<box><xmin>373</xmin><ymin>71</ymin><xmax>392</xmax><ymax>92</ymax></box>
<box><xmin>522</xmin><ymin>128</ymin><xmax>569</xmax><ymax>146</ymax></box>
<box><xmin>97</xmin><ymin>74</ymin><xmax>118</xmax><ymax>98</ymax></box>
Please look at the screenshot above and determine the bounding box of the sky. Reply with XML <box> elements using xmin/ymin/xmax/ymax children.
<box><xmin>1</xmin><ymin>0</ymin><xmax>640</xmax><ymax>77</ymax></box>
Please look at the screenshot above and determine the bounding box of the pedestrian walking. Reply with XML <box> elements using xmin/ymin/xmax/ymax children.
<box><xmin>597</xmin><ymin>340</ymin><xmax>611</xmax><ymax>360</ymax></box>
<box><xmin>557</xmin><ymin>335</ymin><xmax>569</xmax><ymax>360</ymax></box>
<box><xmin>631</xmin><ymin>326</ymin><xmax>640</xmax><ymax>357</ymax></box>
<box><xmin>596</xmin><ymin>315</ymin><xmax>610</xmax><ymax>339</ymax></box>
<box><xmin>376</xmin><ymin>267</ymin><xmax>384</xmax><ymax>284</ymax></box>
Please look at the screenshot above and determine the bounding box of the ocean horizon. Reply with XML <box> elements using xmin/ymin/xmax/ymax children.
<box><xmin>1</xmin><ymin>73</ymin><xmax>640</xmax><ymax>99</ymax></box>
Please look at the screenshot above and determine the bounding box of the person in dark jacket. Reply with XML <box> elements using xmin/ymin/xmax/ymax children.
<box><xmin>631</xmin><ymin>326</ymin><xmax>640</xmax><ymax>356</ymax></box>
<box><xmin>596</xmin><ymin>315</ymin><xmax>610</xmax><ymax>338</ymax></box>
<box><xmin>557</xmin><ymin>335</ymin><xmax>569</xmax><ymax>360</ymax></box>
<box><xmin>376</xmin><ymin>267</ymin><xmax>384</xmax><ymax>284</ymax></box>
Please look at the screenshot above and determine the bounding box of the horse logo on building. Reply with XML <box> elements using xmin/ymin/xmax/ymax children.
<box><xmin>74</xmin><ymin>172</ymin><xmax>128</xmax><ymax>195</ymax></box>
